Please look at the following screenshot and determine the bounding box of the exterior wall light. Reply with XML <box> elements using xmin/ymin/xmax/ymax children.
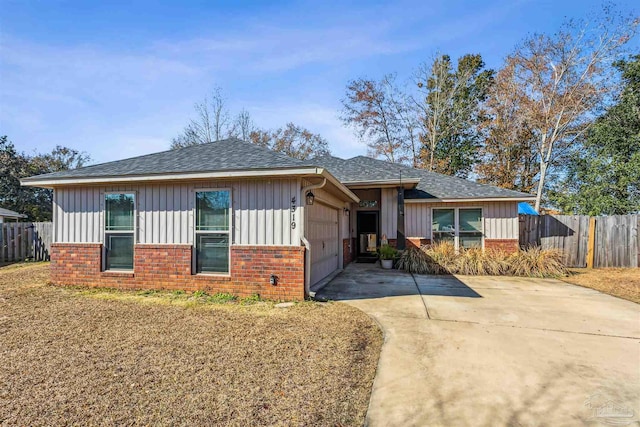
<box><xmin>305</xmin><ymin>191</ymin><xmax>315</xmax><ymax>205</ymax></box>
<box><xmin>270</xmin><ymin>274</ymin><xmax>278</xmax><ymax>286</ymax></box>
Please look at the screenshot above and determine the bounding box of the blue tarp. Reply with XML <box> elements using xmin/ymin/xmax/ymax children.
<box><xmin>518</xmin><ymin>202</ymin><xmax>538</xmax><ymax>215</ymax></box>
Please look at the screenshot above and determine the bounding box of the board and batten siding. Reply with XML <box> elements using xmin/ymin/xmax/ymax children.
<box><xmin>405</xmin><ymin>201</ymin><xmax>519</xmax><ymax>240</ymax></box>
<box><xmin>53</xmin><ymin>179</ymin><xmax>301</xmax><ymax>246</ymax></box>
<box><xmin>380</xmin><ymin>188</ymin><xmax>398</xmax><ymax>239</ymax></box>
<box><xmin>301</xmin><ymin>182</ymin><xmax>351</xmax><ymax>240</ymax></box>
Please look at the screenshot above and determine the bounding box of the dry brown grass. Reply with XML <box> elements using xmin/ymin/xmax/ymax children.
<box><xmin>0</xmin><ymin>263</ymin><xmax>382</xmax><ymax>426</ymax></box>
<box><xmin>563</xmin><ymin>268</ymin><xmax>640</xmax><ymax>304</ymax></box>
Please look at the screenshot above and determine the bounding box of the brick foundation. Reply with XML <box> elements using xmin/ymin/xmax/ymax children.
<box><xmin>50</xmin><ymin>243</ymin><xmax>305</xmax><ymax>301</ymax></box>
<box><xmin>342</xmin><ymin>238</ymin><xmax>352</xmax><ymax>266</ymax></box>
<box><xmin>484</xmin><ymin>239</ymin><xmax>519</xmax><ymax>254</ymax></box>
<box><xmin>407</xmin><ymin>237</ymin><xmax>431</xmax><ymax>249</ymax></box>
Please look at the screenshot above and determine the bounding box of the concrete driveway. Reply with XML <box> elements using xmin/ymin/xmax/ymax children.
<box><xmin>315</xmin><ymin>264</ymin><xmax>640</xmax><ymax>427</ymax></box>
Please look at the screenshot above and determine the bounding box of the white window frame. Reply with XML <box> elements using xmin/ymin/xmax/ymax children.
<box><xmin>193</xmin><ymin>188</ymin><xmax>232</xmax><ymax>276</ymax></box>
<box><xmin>431</xmin><ymin>207</ymin><xmax>484</xmax><ymax>251</ymax></box>
<box><xmin>103</xmin><ymin>191</ymin><xmax>137</xmax><ymax>271</ymax></box>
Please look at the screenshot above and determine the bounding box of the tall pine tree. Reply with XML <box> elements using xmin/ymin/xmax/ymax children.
<box><xmin>550</xmin><ymin>56</ymin><xmax>640</xmax><ymax>215</ymax></box>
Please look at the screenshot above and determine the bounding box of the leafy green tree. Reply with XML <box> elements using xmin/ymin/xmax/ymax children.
<box><xmin>0</xmin><ymin>137</ymin><xmax>90</xmax><ymax>221</ymax></box>
<box><xmin>550</xmin><ymin>56</ymin><xmax>640</xmax><ymax>215</ymax></box>
<box><xmin>413</xmin><ymin>53</ymin><xmax>494</xmax><ymax>178</ymax></box>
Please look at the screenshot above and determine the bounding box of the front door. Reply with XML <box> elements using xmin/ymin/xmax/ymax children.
<box><xmin>357</xmin><ymin>211</ymin><xmax>378</xmax><ymax>262</ymax></box>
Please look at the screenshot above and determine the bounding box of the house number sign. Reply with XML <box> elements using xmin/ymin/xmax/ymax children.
<box><xmin>359</xmin><ymin>200</ymin><xmax>378</xmax><ymax>208</ymax></box>
<box><xmin>290</xmin><ymin>196</ymin><xmax>297</xmax><ymax>229</ymax></box>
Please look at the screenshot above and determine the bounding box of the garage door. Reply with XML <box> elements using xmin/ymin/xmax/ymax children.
<box><xmin>307</xmin><ymin>202</ymin><xmax>340</xmax><ymax>286</ymax></box>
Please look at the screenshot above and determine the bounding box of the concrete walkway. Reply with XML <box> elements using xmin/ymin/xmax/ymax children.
<box><xmin>316</xmin><ymin>263</ymin><xmax>640</xmax><ymax>427</ymax></box>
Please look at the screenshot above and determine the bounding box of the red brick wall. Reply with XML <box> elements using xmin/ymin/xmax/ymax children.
<box><xmin>484</xmin><ymin>239</ymin><xmax>519</xmax><ymax>254</ymax></box>
<box><xmin>407</xmin><ymin>237</ymin><xmax>431</xmax><ymax>249</ymax></box>
<box><xmin>342</xmin><ymin>238</ymin><xmax>352</xmax><ymax>266</ymax></box>
<box><xmin>50</xmin><ymin>243</ymin><xmax>305</xmax><ymax>301</ymax></box>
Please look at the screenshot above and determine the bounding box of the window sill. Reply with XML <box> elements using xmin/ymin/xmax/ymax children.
<box><xmin>195</xmin><ymin>272</ymin><xmax>231</xmax><ymax>277</ymax></box>
<box><xmin>102</xmin><ymin>270</ymin><xmax>135</xmax><ymax>278</ymax></box>
<box><xmin>194</xmin><ymin>272</ymin><xmax>232</xmax><ymax>281</ymax></box>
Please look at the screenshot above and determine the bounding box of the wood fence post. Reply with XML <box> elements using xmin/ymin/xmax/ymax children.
<box><xmin>586</xmin><ymin>217</ymin><xmax>596</xmax><ymax>269</ymax></box>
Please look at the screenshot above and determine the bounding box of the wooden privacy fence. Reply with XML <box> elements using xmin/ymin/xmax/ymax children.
<box><xmin>519</xmin><ymin>214</ymin><xmax>640</xmax><ymax>268</ymax></box>
<box><xmin>0</xmin><ymin>222</ymin><xmax>53</xmax><ymax>263</ymax></box>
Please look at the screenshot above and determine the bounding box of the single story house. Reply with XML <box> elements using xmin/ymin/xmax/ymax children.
<box><xmin>22</xmin><ymin>138</ymin><xmax>534</xmax><ymax>300</ymax></box>
<box><xmin>0</xmin><ymin>207</ymin><xmax>27</xmax><ymax>223</ymax></box>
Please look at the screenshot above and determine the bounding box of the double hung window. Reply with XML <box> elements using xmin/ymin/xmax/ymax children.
<box><xmin>104</xmin><ymin>193</ymin><xmax>135</xmax><ymax>270</ymax></box>
<box><xmin>195</xmin><ymin>190</ymin><xmax>231</xmax><ymax>274</ymax></box>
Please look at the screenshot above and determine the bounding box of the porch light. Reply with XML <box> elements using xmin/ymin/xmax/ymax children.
<box><xmin>305</xmin><ymin>191</ymin><xmax>315</xmax><ymax>205</ymax></box>
<box><xmin>343</xmin><ymin>207</ymin><xmax>350</xmax><ymax>216</ymax></box>
<box><xmin>270</xmin><ymin>274</ymin><xmax>278</xmax><ymax>286</ymax></box>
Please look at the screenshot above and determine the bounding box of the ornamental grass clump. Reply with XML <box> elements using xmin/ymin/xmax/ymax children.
<box><xmin>397</xmin><ymin>243</ymin><xmax>567</xmax><ymax>278</ymax></box>
<box><xmin>509</xmin><ymin>246</ymin><xmax>567</xmax><ymax>278</ymax></box>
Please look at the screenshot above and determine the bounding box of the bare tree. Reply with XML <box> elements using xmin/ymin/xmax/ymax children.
<box><xmin>171</xmin><ymin>86</ymin><xmax>231</xmax><ymax>148</ymax></box>
<box><xmin>249</xmin><ymin>123</ymin><xmax>330</xmax><ymax>160</ymax></box>
<box><xmin>340</xmin><ymin>74</ymin><xmax>409</xmax><ymax>163</ymax></box>
<box><xmin>229</xmin><ymin>108</ymin><xmax>256</xmax><ymax>141</ymax></box>
<box><xmin>509</xmin><ymin>7</ymin><xmax>638</xmax><ymax>211</ymax></box>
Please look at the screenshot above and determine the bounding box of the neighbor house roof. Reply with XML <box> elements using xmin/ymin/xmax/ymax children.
<box><xmin>311</xmin><ymin>154</ymin><xmax>534</xmax><ymax>201</ymax></box>
<box><xmin>0</xmin><ymin>207</ymin><xmax>27</xmax><ymax>218</ymax></box>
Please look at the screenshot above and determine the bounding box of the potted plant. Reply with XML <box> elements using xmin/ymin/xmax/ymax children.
<box><xmin>378</xmin><ymin>244</ymin><xmax>398</xmax><ymax>269</ymax></box>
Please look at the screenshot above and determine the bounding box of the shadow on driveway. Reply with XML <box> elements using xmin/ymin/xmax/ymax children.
<box><xmin>315</xmin><ymin>262</ymin><xmax>481</xmax><ymax>301</ymax></box>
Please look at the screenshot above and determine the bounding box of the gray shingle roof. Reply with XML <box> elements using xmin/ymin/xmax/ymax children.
<box><xmin>309</xmin><ymin>155</ymin><xmax>422</xmax><ymax>183</ymax></box>
<box><xmin>22</xmin><ymin>138</ymin><xmax>307</xmax><ymax>182</ymax></box>
<box><xmin>311</xmin><ymin>155</ymin><xmax>533</xmax><ymax>200</ymax></box>
<box><xmin>22</xmin><ymin>138</ymin><xmax>533</xmax><ymax>200</ymax></box>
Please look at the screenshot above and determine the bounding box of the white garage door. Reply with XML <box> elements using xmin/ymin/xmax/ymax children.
<box><xmin>307</xmin><ymin>202</ymin><xmax>340</xmax><ymax>286</ymax></box>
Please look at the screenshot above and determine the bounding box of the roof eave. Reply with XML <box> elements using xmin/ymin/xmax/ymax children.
<box><xmin>405</xmin><ymin>196</ymin><xmax>537</xmax><ymax>203</ymax></box>
<box><xmin>20</xmin><ymin>166</ymin><xmax>361</xmax><ymax>204</ymax></box>
<box><xmin>317</xmin><ymin>169</ymin><xmax>360</xmax><ymax>203</ymax></box>
<box><xmin>342</xmin><ymin>178</ymin><xmax>421</xmax><ymax>189</ymax></box>
<box><xmin>20</xmin><ymin>167</ymin><xmax>325</xmax><ymax>188</ymax></box>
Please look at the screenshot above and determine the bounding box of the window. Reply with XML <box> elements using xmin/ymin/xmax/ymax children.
<box><xmin>459</xmin><ymin>208</ymin><xmax>483</xmax><ymax>249</ymax></box>
<box><xmin>195</xmin><ymin>190</ymin><xmax>231</xmax><ymax>274</ymax></box>
<box><xmin>104</xmin><ymin>193</ymin><xmax>135</xmax><ymax>270</ymax></box>
<box><xmin>432</xmin><ymin>209</ymin><xmax>455</xmax><ymax>245</ymax></box>
<box><xmin>432</xmin><ymin>207</ymin><xmax>483</xmax><ymax>250</ymax></box>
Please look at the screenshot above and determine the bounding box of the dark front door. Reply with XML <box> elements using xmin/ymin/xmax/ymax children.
<box><xmin>357</xmin><ymin>211</ymin><xmax>379</xmax><ymax>261</ymax></box>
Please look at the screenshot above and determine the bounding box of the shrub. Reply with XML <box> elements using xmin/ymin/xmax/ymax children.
<box><xmin>397</xmin><ymin>243</ymin><xmax>567</xmax><ymax>277</ymax></box>
<box><xmin>378</xmin><ymin>244</ymin><xmax>399</xmax><ymax>260</ymax></box>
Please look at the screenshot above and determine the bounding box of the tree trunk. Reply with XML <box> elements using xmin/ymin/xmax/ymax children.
<box><xmin>534</xmin><ymin>161</ymin><xmax>547</xmax><ymax>212</ymax></box>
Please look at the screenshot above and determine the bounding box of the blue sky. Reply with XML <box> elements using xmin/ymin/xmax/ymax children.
<box><xmin>1</xmin><ymin>0</ymin><xmax>638</xmax><ymax>164</ymax></box>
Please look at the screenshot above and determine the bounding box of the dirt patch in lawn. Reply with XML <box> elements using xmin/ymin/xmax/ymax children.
<box><xmin>563</xmin><ymin>268</ymin><xmax>640</xmax><ymax>304</ymax></box>
<box><xmin>0</xmin><ymin>263</ymin><xmax>383</xmax><ymax>426</ymax></box>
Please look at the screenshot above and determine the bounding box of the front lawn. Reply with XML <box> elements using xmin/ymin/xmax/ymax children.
<box><xmin>0</xmin><ymin>263</ymin><xmax>382</xmax><ymax>426</ymax></box>
<box><xmin>563</xmin><ymin>268</ymin><xmax>640</xmax><ymax>303</ymax></box>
